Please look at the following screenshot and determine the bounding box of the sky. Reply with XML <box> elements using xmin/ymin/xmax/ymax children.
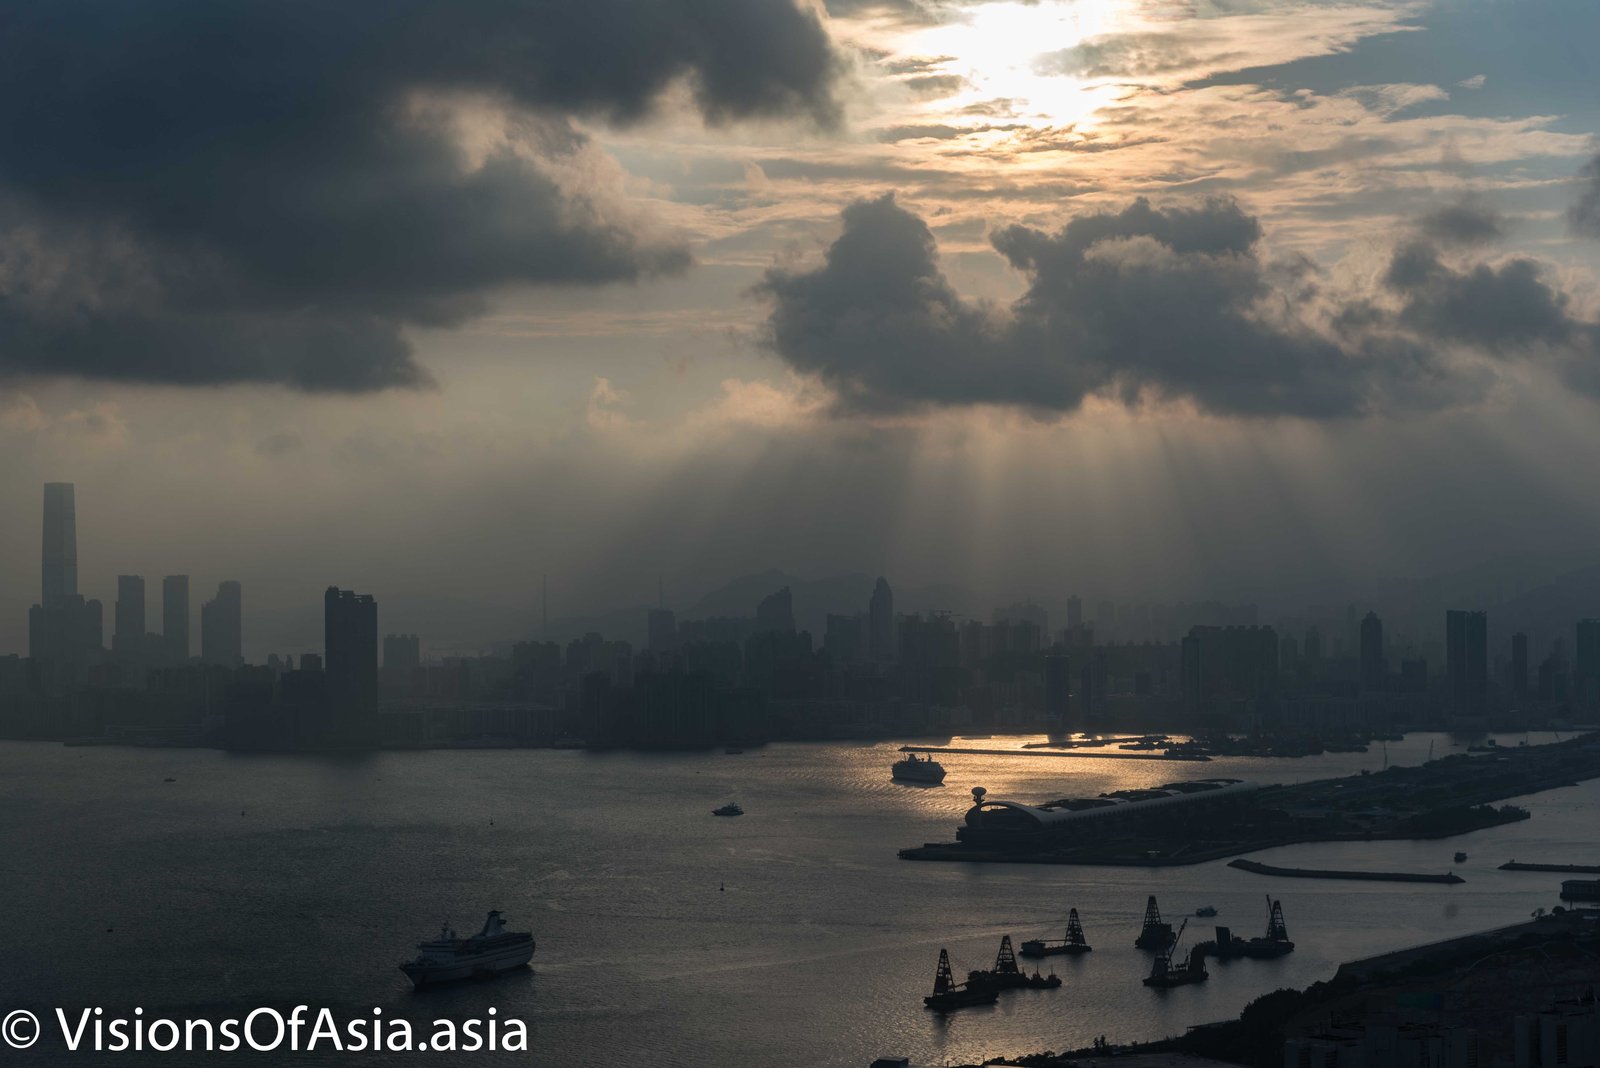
<box><xmin>3</xmin><ymin>0</ymin><xmax>1600</xmax><ymax>658</ymax></box>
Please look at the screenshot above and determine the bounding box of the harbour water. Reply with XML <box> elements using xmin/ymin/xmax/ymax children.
<box><xmin>0</xmin><ymin>732</ymin><xmax>1590</xmax><ymax>1066</ymax></box>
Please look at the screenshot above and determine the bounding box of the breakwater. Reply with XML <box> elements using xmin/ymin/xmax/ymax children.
<box><xmin>1227</xmin><ymin>858</ymin><xmax>1464</xmax><ymax>884</ymax></box>
<box><xmin>899</xmin><ymin>745</ymin><xmax>1210</xmax><ymax>762</ymax></box>
<box><xmin>1500</xmin><ymin>860</ymin><xmax>1600</xmax><ymax>873</ymax></box>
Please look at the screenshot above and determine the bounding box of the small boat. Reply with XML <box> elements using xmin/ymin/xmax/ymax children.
<box><xmin>1454</xmin><ymin>851</ymin><xmax>1468</xmax><ymax>863</ymax></box>
<box><xmin>923</xmin><ymin>949</ymin><xmax>998</xmax><ymax>1012</ymax></box>
<box><xmin>1194</xmin><ymin>905</ymin><xmax>1218</xmax><ymax>918</ymax></box>
<box><xmin>966</xmin><ymin>935</ymin><xmax>1060</xmax><ymax>991</ymax></box>
<box><xmin>891</xmin><ymin>752</ymin><xmax>946</xmax><ymax>783</ymax></box>
<box><xmin>1135</xmin><ymin>895</ymin><xmax>1174</xmax><ymax>949</ymax></box>
<box><xmin>1143</xmin><ymin>919</ymin><xmax>1207</xmax><ymax>988</ymax></box>
<box><xmin>724</xmin><ymin>746</ymin><xmax>745</xmax><ymax>755</ymax></box>
<box><xmin>1021</xmin><ymin>907</ymin><xmax>1093</xmax><ymax>957</ymax></box>
<box><xmin>712</xmin><ymin>802</ymin><xmax>744</xmax><ymax>817</ymax></box>
<box><xmin>399</xmin><ymin>911</ymin><xmax>534</xmax><ymax>988</ymax></box>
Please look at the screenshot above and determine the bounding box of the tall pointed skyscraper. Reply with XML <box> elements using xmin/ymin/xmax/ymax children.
<box><xmin>30</xmin><ymin>482</ymin><xmax>101</xmax><ymax>679</ymax></box>
<box><xmin>41</xmin><ymin>482</ymin><xmax>77</xmax><ymax>605</ymax></box>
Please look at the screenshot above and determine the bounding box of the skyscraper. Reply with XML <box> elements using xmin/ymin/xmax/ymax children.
<box><xmin>1445</xmin><ymin>609</ymin><xmax>1488</xmax><ymax>720</ymax></box>
<box><xmin>646</xmin><ymin>609</ymin><xmax>677</xmax><ymax>652</ymax></box>
<box><xmin>114</xmin><ymin>575</ymin><xmax>145</xmax><ymax>656</ymax></box>
<box><xmin>1359</xmin><ymin>611</ymin><xmax>1385</xmax><ymax>691</ymax></box>
<box><xmin>1066</xmin><ymin>595</ymin><xmax>1083</xmax><ymax>628</ymax></box>
<box><xmin>326</xmin><ymin>586</ymin><xmax>379</xmax><ymax>743</ymax></box>
<box><xmin>29</xmin><ymin>482</ymin><xmax>101</xmax><ymax>679</ymax></box>
<box><xmin>200</xmin><ymin>581</ymin><xmax>242</xmax><ymax>666</ymax></box>
<box><xmin>41</xmin><ymin>482</ymin><xmax>77</xmax><ymax>605</ymax></box>
<box><xmin>1576</xmin><ymin>619</ymin><xmax>1600</xmax><ymax>708</ymax></box>
<box><xmin>1511</xmin><ymin>632</ymin><xmax>1529</xmax><ymax>697</ymax></box>
<box><xmin>163</xmin><ymin>575</ymin><xmax>190</xmax><ymax>663</ymax></box>
<box><xmin>1044</xmin><ymin>653</ymin><xmax>1071</xmax><ymax>729</ymax></box>
<box><xmin>868</xmin><ymin>577</ymin><xmax>894</xmax><ymax>664</ymax></box>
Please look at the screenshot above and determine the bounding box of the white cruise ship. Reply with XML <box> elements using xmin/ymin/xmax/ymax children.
<box><xmin>399</xmin><ymin>911</ymin><xmax>535</xmax><ymax>988</ymax></box>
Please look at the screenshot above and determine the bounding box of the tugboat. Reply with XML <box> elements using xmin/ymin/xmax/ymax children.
<box><xmin>1135</xmin><ymin>895</ymin><xmax>1174</xmax><ymax>949</ymax></box>
<box><xmin>1194</xmin><ymin>905</ymin><xmax>1218</xmax><ymax>918</ymax></box>
<box><xmin>1143</xmin><ymin>919</ymin><xmax>1207</xmax><ymax>988</ymax></box>
<box><xmin>712</xmin><ymin>802</ymin><xmax>744</xmax><ymax>816</ymax></box>
<box><xmin>1196</xmin><ymin>897</ymin><xmax>1294</xmax><ymax>960</ymax></box>
<box><xmin>892</xmin><ymin>752</ymin><xmax>946</xmax><ymax>783</ymax></box>
<box><xmin>967</xmin><ymin>935</ymin><xmax>1062</xmax><ymax>990</ymax></box>
<box><xmin>1454</xmin><ymin>851</ymin><xmax>1468</xmax><ymax>864</ymax></box>
<box><xmin>399</xmin><ymin>911</ymin><xmax>535</xmax><ymax>988</ymax></box>
<box><xmin>1021</xmin><ymin>908</ymin><xmax>1093</xmax><ymax>957</ymax></box>
<box><xmin>923</xmin><ymin>949</ymin><xmax>998</xmax><ymax>1012</ymax></box>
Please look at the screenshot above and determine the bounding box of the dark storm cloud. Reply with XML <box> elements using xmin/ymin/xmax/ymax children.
<box><xmin>758</xmin><ymin>194</ymin><xmax>1600</xmax><ymax>419</ymax></box>
<box><xmin>1417</xmin><ymin>199</ymin><xmax>1507</xmax><ymax>246</ymax></box>
<box><xmin>1572</xmin><ymin>154</ymin><xmax>1600</xmax><ymax>239</ymax></box>
<box><xmin>0</xmin><ymin>0</ymin><xmax>838</xmax><ymax>391</ymax></box>
<box><xmin>1385</xmin><ymin>241</ymin><xmax>1577</xmax><ymax>351</ymax></box>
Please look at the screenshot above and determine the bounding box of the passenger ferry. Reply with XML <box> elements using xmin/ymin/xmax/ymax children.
<box><xmin>399</xmin><ymin>911</ymin><xmax>534</xmax><ymax>988</ymax></box>
<box><xmin>892</xmin><ymin>752</ymin><xmax>946</xmax><ymax>783</ymax></box>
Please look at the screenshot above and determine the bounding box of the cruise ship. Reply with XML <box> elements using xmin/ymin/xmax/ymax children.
<box><xmin>892</xmin><ymin>752</ymin><xmax>946</xmax><ymax>783</ymax></box>
<box><xmin>399</xmin><ymin>911</ymin><xmax>535</xmax><ymax>988</ymax></box>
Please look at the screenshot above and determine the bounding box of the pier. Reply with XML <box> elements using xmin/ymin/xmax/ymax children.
<box><xmin>899</xmin><ymin>731</ymin><xmax>1598</xmax><ymax>867</ymax></box>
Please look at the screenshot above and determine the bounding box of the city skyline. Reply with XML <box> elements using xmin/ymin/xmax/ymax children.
<box><xmin>11</xmin><ymin>479</ymin><xmax>1600</xmax><ymax>676</ymax></box>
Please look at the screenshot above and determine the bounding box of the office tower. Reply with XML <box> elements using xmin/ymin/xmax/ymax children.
<box><xmin>200</xmin><ymin>581</ymin><xmax>243</xmax><ymax>666</ymax></box>
<box><xmin>1095</xmin><ymin>600</ymin><xmax>1115</xmax><ymax>638</ymax></box>
<box><xmin>895</xmin><ymin>612</ymin><xmax>959</xmax><ymax>704</ymax></box>
<box><xmin>646</xmin><ymin>609</ymin><xmax>676</xmax><ymax>653</ymax></box>
<box><xmin>1445</xmin><ymin>610</ymin><xmax>1488</xmax><ymax>720</ymax></box>
<box><xmin>113</xmin><ymin>575</ymin><xmax>145</xmax><ymax>656</ymax></box>
<box><xmin>824</xmin><ymin>613</ymin><xmax>865</xmax><ymax>667</ymax></box>
<box><xmin>1303</xmin><ymin>625</ymin><xmax>1323</xmax><ymax>663</ymax></box>
<box><xmin>868</xmin><ymin>577</ymin><xmax>895</xmax><ymax>663</ymax></box>
<box><xmin>326</xmin><ymin>587</ymin><xmax>379</xmax><ymax>742</ymax></box>
<box><xmin>29</xmin><ymin>483</ymin><xmax>102</xmax><ymax>678</ymax></box>
<box><xmin>383</xmin><ymin>633</ymin><xmax>420</xmax><ymax>671</ymax></box>
<box><xmin>1511</xmin><ymin>632</ymin><xmax>1529</xmax><ymax>697</ymax></box>
<box><xmin>1181</xmin><ymin>625</ymin><xmax>1279</xmax><ymax>709</ymax></box>
<box><xmin>41</xmin><ymin>482</ymin><xmax>77</xmax><ymax>605</ymax></box>
<box><xmin>1359</xmin><ymin>611</ymin><xmax>1385</xmax><ymax>691</ymax></box>
<box><xmin>1044</xmin><ymin>654</ymin><xmax>1071</xmax><ymax>728</ymax></box>
<box><xmin>1066</xmin><ymin>595</ymin><xmax>1083</xmax><ymax>628</ymax></box>
<box><xmin>1576</xmin><ymin>620</ymin><xmax>1600</xmax><ymax>708</ymax></box>
<box><xmin>755</xmin><ymin>587</ymin><xmax>794</xmax><ymax>634</ymax></box>
<box><xmin>163</xmin><ymin>575</ymin><xmax>190</xmax><ymax>663</ymax></box>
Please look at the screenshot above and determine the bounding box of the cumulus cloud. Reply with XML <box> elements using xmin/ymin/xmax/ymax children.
<box><xmin>758</xmin><ymin>193</ymin><xmax>1600</xmax><ymax>419</ymax></box>
<box><xmin>0</xmin><ymin>0</ymin><xmax>839</xmax><ymax>392</ymax></box>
